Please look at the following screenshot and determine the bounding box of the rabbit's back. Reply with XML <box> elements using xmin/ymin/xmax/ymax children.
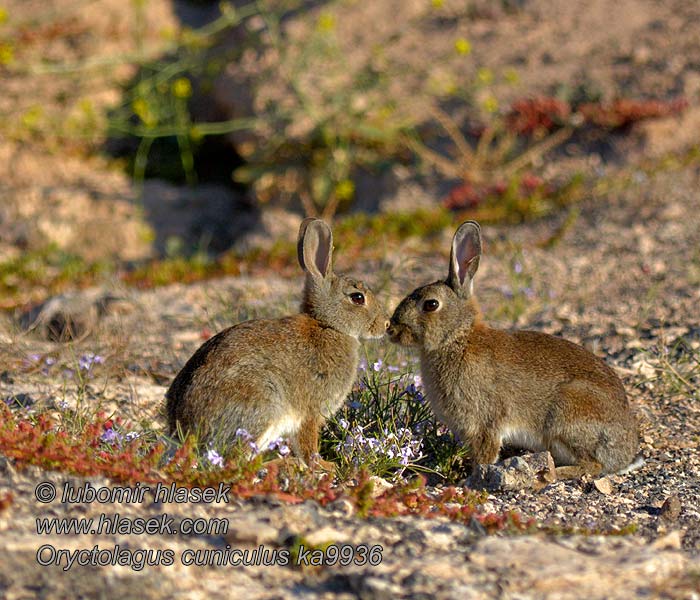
<box><xmin>166</xmin><ymin>314</ymin><xmax>360</xmax><ymax>441</ymax></box>
<box><xmin>423</xmin><ymin>325</ymin><xmax>628</xmax><ymax>420</ymax></box>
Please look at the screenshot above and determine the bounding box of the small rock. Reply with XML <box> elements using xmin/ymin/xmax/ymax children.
<box><xmin>354</xmin><ymin>575</ymin><xmax>400</xmax><ymax>599</ymax></box>
<box><xmin>305</xmin><ymin>525</ymin><xmax>350</xmax><ymax>547</ymax></box>
<box><xmin>224</xmin><ymin>515</ymin><xmax>278</xmax><ymax>545</ymax></box>
<box><xmin>468</xmin><ymin>452</ymin><xmax>556</xmax><ymax>491</ymax></box>
<box><xmin>652</xmin><ymin>530</ymin><xmax>683</xmax><ymax>550</ymax></box>
<box><xmin>659</xmin><ymin>495</ymin><xmax>682</xmax><ymax>522</ymax></box>
<box><xmin>369</xmin><ymin>475</ymin><xmax>393</xmax><ymax>498</ymax></box>
<box><xmin>326</xmin><ymin>497</ymin><xmax>355</xmax><ymax>518</ymax></box>
<box><xmin>593</xmin><ymin>477</ymin><xmax>613</xmax><ymax>495</ymax></box>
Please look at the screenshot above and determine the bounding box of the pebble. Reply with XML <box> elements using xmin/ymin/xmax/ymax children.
<box><xmin>593</xmin><ymin>477</ymin><xmax>614</xmax><ymax>495</ymax></box>
<box><xmin>659</xmin><ymin>495</ymin><xmax>682</xmax><ymax>522</ymax></box>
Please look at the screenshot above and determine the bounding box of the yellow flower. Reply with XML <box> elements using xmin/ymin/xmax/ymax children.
<box><xmin>0</xmin><ymin>43</ymin><xmax>14</xmax><ymax>65</ymax></box>
<box><xmin>334</xmin><ymin>179</ymin><xmax>355</xmax><ymax>202</ymax></box>
<box><xmin>21</xmin><ymin>106</ymin><xmax>43</xmax><ymax>129</ymax></box>
<box><xmin>189</xmin><ymin>125</ymin><xmax>204</xmax><ymax>142</ymax></box>
<box><xmin>317</xmin><ymin>12</ymin><xmax>335</xmax><ymax>33</ymax></box>
<box><xmin>0</xmin><ymin>7</ymin><xmax>8</xmax><ymax>25</ymax></box>
<box><xmin>172</xmin><ymin>77</ymin><xmax>192</xmax><ymax>99</ymax></box>
<box><xmin>482</xmin><ymin>96</ymin><xmax>499</xmax><ymax>114</ymax></box>
<box><xmin>431</xmin><ymin>0</ymin><xmax>444</xmax><ymax>8</ymax></box>
<box><xmin>477</xmin><ymin>67</ymin><xmax>493</xmax><ymax>85</ymax></box>
<box><xmin>78</xmin><ymin>98</ymin><xmax>94</xmax><ymax>114</ymax></box>
<box><xmin>454</xmin><ymin>38</ymin><xmax>471</xmax><ymax>56</ymax></box>
<box><xmin>132</xmin><ymin>98</ymin><xmax>156</xmax><ymax>128</ymax></box>
<box><xmin>504</xmin><ymin>68</ymin><xmax>520</xmax><ymax>84</ymax></box>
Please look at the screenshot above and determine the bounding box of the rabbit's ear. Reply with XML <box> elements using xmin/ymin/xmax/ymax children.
<box><xmin>448</xmin><ymin>221</ymin><xmax>481</xmax><ymax>296</ymax></box>
<box><xmin>298</xmin><ymin>218</ymin><xmax>333</xmax><ymax>280</ymax></box>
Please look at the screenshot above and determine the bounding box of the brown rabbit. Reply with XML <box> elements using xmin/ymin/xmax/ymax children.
<box><xmin>166</xmin><ymin>218</ymin><xmax>389</xmax><ymax>467</ymax></box>
<box><xmin>388</xmin><ymin>221</ymin><xmax>640</xmax><ymax>475</ymax></box>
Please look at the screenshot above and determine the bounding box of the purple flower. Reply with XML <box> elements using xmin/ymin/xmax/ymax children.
<box><xmin>365</xmin><ymin>437</ymin><xmax>380</xmax><ymax>450</ymax></box>
<box><xmin>338</xmin><ymin>418</ymin><xmax>349</xmax><ymax>430</ymax></box>
<box><xmin>100</xmin><ymin>428</ymin><xmax>122</xmax><ymax>445</ymax></box>
<box><xmin>235</xmin><ymin>428</ymin><xmax>252</xmax><ymax>441</ymax></box>
<box><xmin>358</xmin><ymin>359</ymin><xmax>368</xmax><ymax>371</ymax></box>
<box><xmin>268</xmin><ymin>437</ymin><xmax>291</xmax><ymax>457</ymax></box>
<box><xmin>387</xmin><ymin>365</ymin><xmax>400</xmax><ymax>373</ymax></box>
<box><xmin>372</xmin><ymin>359</ymin><xmax>383</xmax><ymax>372</ymax></box>
<box><xmin>399</xmin><ymin>447</ymin><xmax>413</xmax><ymax>466</ymax></box>
<box><xmin>206</xmin><ymin>448</ymin><xmax>224</xmax><ymax>467</ymax></box>
<box><xmin>500</xmin><ymin>285</ymin><xmax>514</xmax><ymax>299</ymax></box>
<box><xmin>514</xmin><ymin>261</ymin><xmax>523</xmax><ymax>274</ymax></box>
<box><xmin>521</xmin><ymin>286</ymin><xmax>535</xmax><ymax>299</ymax></box>
<box><xmin>125</xmin><ymin>431</ymin><xmax>140</xmax><ymax>442</ymax></box>
<box><xmin>79</xmin><ymin>353</ymin><xmax>104</xmax><ymax>371</ymax></box>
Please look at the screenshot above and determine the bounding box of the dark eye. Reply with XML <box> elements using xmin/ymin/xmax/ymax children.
<box><xmin>423</xmin><ymin>299</ymin><xmax>439</xmax><ymax>312</ymax></box>
<box><xmin>350</xmin><ymin>292</ymin><xmax>365</xmax><ymax>306</ymax></box>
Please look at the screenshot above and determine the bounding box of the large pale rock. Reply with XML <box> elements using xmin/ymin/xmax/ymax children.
<box><xmin>468</xmin><ymin>534</ymin><xmax>689</xmax><ymax>600</ymax></box>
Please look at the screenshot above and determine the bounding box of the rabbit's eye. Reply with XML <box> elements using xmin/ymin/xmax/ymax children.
<box><xmin>350</xmin><ymin>292</ymin><xmax>365</xmax><ymax>306</ymax></box>
<box><xmin>423</xmin><ymin>299</ymin><xmax>439</xmax><ymax>312</ymax></box>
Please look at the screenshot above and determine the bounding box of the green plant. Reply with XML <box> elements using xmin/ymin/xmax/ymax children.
<box><xmin>321</xmin><ymin>354</ymin><xmax>471</xmax><ymax>482</ymax></box>
<box><xmin>106</xmin><ymin>1</ymin><xmax>262</xmax><ymax>185</ymax></box>
<box><xmin>232</xmin><ymin>3</ymin><xmax>412</xmax><ymax>219</ymax></box>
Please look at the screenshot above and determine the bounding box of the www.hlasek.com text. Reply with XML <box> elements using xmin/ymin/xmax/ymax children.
<box><xmin>36</xmin><ymin>513</ymin><xmax>228</xmax><ymax>536</ymax></box>
<box><xmin>36</xmin><ymin>543</ymin><xmax>384</xmax><ymax>571</ymax></box>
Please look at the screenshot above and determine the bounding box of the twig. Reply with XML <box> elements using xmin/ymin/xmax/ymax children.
<box><xmin>429</xmin><ymin>105</ymin><xmax>474</xmax><ymax>166</ymax></box>
<box><xmin>502</xmin><ymin>126</ymin><xmax>573</xmax><ymax>177</ymax></box>
<box><xmin>401</xmin><ymin>134</ymin><xmax>463</xmax><ymax>179</ymax></box>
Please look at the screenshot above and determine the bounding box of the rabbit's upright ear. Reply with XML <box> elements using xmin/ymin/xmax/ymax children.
<box><xmin>298</xmin><ymin>218</ymin><xmax>334</xmax><ymax>280</ymax></box>
<box><xmin>448</xmin><ymin>221</ymin><xmax>481</xmax><ymax>296</ymax></box>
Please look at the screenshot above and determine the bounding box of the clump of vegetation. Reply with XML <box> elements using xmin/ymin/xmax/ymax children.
<box><xmin>322</xmin><ymin>358</ymin><xmax>470</xmax><ymax>482</ymax></box>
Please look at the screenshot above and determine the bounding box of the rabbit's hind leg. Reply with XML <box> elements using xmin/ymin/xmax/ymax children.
<box><xmin>291</xmin><ymin>414</ymin><xmax>335</xmax><ymax>472</ymax></box>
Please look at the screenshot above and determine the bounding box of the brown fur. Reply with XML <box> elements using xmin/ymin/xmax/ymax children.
<box><xmin>166</xmin><ymin>219</ymin><xmax>389</xmax><ymax>465</ymax></box>
<box><xmin>389</xmin><ymin>221</ymin><xmax>639</xmax><ymax>475</ymax></box>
